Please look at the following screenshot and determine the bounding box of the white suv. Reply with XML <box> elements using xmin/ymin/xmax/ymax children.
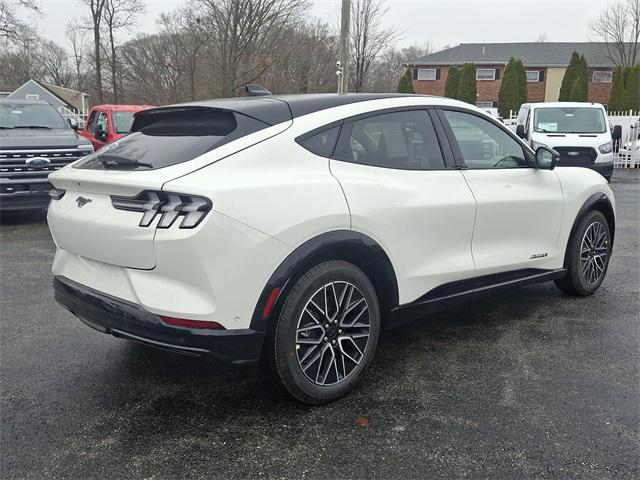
<box><xmin>48</xmin><ymin>93</ymin><xmax>615</xmax><ymax>403</ymax></box>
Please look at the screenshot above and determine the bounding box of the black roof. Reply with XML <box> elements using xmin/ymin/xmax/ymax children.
<box><xmin>147</xmin><ymin>93</ymin><xmax>408</xmax><ymax>126</ymax></box>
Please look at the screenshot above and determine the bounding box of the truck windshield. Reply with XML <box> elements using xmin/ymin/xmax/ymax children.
<box><xmin>533</xmin><ymin>107</ymin><xmax>606</xmax><ymax>134</ymax></box>
<box><xmin>0</xmin><ymin>103</ymin><xmax>68</xmax><ymax>129</ymax></box>
<box><xmin>113</xmin><ymin>111</ymin><xmax>135</xmax><ymax>134</ymax></box>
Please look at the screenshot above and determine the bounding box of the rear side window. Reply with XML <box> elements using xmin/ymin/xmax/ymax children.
<box><xmin>333</xmin><ymin>110</ymin><xmax>445</xmax><ymax>170</ymax></box>
<box><xmin>75</xmin><ymin>108</ymin><xmax>269</xmax><ymax>170</ymax></box>
<box><xmin>296</xmin><ymin>125</ymin><xmax>341</xmax><ymax>157</ymax></box>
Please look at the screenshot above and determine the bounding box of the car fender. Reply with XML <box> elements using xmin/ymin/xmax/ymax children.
<box><xmin>249</xmin><ymin>230</ymin><xmax>399</xmax><ymax>332</ymax></box>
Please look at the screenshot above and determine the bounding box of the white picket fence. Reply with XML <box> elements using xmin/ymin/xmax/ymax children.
<box><xmin>609</xmin><ymin>112</ymin><xmax>640</xmax><ymax>168</ymax></box>
<box><xmin>57</xmin><ymin>106</ymin><xmax>88</xmax><ymax>129</ymax></box>
<box><xmin>504</xmin><ymin>109</ymin><xmax>640</xmax><ymax>168</ymax></box>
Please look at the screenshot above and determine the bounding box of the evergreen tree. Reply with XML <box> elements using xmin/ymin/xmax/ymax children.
<box><xmin>515</xmin><ymin>59</ymin><xmax>528</xmax><ymax>106</ymax></box>
<box><xmin>569</xmin><ymin>76</ymin><xmax>588</xmax><ymax>102</ymax></box>
<box><xmin>498</xmin><ymin>58</ymin><xmax>519</xmax><ymax>118</ymax></box>
<box><xmin>607</xmin><ymin>67</ymin><xmax>627</xmax><ymax>112</ymax></box>
<box><xmin>623</xmin><ymin>65</ymin><xmax>640</xmax><ymax>111</ymax></box>
<box><xmin>444</xmin><ymin>66</ymin><xmax>460</xmax><ymax>99</ymax></box>
<box><xmin>457</xmin><ymin>63</ymin><xmax>477</xmax><ymax>104</ymax></box>
<box><xmin>568</xmin><ymin>55</ymin><xmax>588</xmax><ymax>101</ymax></box>
<box><xmin>559</xmin><ymin>51</ymin><xmax>581</xmax><ymax>101</ymax></box>
<box><xmin>397</xmin><ymin>68</ymin><xmax>415</xmax><ymax>94</ymax></box>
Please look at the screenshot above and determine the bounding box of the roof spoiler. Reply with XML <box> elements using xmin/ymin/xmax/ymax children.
<box><xmin>244</xmin><ymin>84</ymin><xmax>272</xmax><ymax>97</ymax></box>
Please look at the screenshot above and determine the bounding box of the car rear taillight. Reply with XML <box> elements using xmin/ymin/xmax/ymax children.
<box><xmin>111</xmin><ymin>190</ymin><xmax>212</xmax><ymax>228</ymax></box>
<box><xmin>49</xmin><ymin>188</ymin><xmax>66</xmax><ymax>200</ymax></box>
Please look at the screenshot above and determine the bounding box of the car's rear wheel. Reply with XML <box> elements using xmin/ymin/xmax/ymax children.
<box><xmin>264</xmin><ymin>261</ymin><xmax>380</xmax><ymax>404</ymax></box>
<box><xmin>555</xmin><ymin>210</ymin><xmax>611</xmax><ymax>296</ymax></box>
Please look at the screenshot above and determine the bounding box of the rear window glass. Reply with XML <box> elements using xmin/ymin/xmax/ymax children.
<box><xmin>296</xmin><ymin>125</ymin><xmax>341</xmax><ymax>157</ymax></box>
<box><xmin>75</xmin><ymin>108</ymin><xmax>268</xmax><ymax>170</ymax></box>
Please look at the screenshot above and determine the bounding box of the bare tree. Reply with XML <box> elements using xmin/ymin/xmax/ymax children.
<box><xmin>535</xmin><ymin>33</ymin><xmax>549</xmax><ymax>43</ymax></box>
<box><xmin>367</xmin><ymin>43</ymin><xmax>433</xmax><ymax>93</ymax></box>
<box><xmin>350</xmin><ymin>0</ymin><xmax>400</xmax><ymax>93</ymax></box>
<box><xmin>589</xmin><ymin>0</ymin><xmax>640</xmax><ymax>67</ymax></box>
<box><xmin>194</xmin><ymin>0</ymin><xmax>309</xmax><ymax>97</ymax></box>
<box><xmin>81</xmin><ymin>0</ymin><xmax>107</xmax><ymax>103</ymax></box>
<box><xmin>268</xmin><ymin>20</ymin><xmax>338</xmax><ymax>94</ymax></box>
<box><xmin>39</xmin><ymin>40</ymin><xmax>74</xmax><ymax>86</ymax></box>
<box><xmin>66</xmin><ymin>21</ymin><xmax>90</xmax><ymax>91</ymax></box>
<box><xmin>0</xmin><ymin>0</ymin><xmax>39</xmax><ymax>43</ymax></box>
<box><xmin>159</xmin><ymin>7</ymin><xmax>203</xmax><ymax>101</ymax></box>
<box><xmin>102</xmin><ymin>0</ymin><xmax>145</xmax><ymax>102</ymax></box>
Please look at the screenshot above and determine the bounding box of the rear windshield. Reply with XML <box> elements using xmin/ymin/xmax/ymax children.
<box><xmin>74</xmin><ymin>108</ymin><xmax>268</xmax><ymax>170</ymax></box>
<box><xmin>533</xmin><ymin>107</ymin><xmax>606</xmax><ymax>134</ymax></box>
<box><xmin>0</xmin><ymin>103</ymin><xmax>68</xmax><ymax>129</ymax></box>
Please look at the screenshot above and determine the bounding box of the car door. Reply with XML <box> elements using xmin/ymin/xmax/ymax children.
<box><xmin>329</xmin><ymin>109</ymin><xmax>477</xmax><ymax>305</ymax></box>
<box><xmin>437</xmin><ymin>108</ymin><xmax>564</xmax><ymax>275</ymax></box>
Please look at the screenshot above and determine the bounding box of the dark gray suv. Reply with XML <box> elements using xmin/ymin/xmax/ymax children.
<box><xmin>0</xmin><ymin>100</ymin><xmax>93</xmax><ymax>212</ymax></box>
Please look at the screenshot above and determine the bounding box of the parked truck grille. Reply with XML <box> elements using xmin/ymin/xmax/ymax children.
<box><xmin>553</xmin><ymin>147</ymin><xmax>598</xmax><ymax>167</ymax></box>
<box><xmin>0</xmin><ymin>148</ymin><xmax>91</xmax><ymax>193</ymax></box>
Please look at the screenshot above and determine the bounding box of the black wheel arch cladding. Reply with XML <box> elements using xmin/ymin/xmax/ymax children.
<box><xmin>250</xmin><ymin>230</ymin><xmax>399</xmax><ymax>332</ymax></box>
<box><xmin>563</xmin><ymin>192</ymin><xmax>615</xmax><ymax>269</ymax></box>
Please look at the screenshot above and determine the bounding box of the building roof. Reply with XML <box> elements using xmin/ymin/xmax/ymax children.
<box><xmin>407</xmin><ymin>42</ymin><xmax>629</xmax><ymax>68</ymax></box>
<box><xmin>38</xmin><ymin>81</ymin><xmax>88</xmax><ymax>111</ymax></box>
<box><xmin>0</xmin><ymin>84</ymin><xmax>18</xmax><ymax>94</ymax></box>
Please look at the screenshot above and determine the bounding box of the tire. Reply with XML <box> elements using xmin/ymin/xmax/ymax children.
<box><xmin>263</xmin><ymin>260</ymin><xmax>381</xmax><ymax>404</ymax></box>
<box><xmin>555</xmin><ymin>210</ymin><xmax>611</xmax><ymax>296</ymax></box>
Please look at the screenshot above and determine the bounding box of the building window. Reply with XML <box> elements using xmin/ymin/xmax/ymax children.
<box><xmin>417</xmin><ymin>69</ymin><xmax>437</xmax><ymax>81</ymax></box>
<box><xmin>476</xmin><ymin>69</ymin><xmax>496</xmax><ymax>81</ymax></box>
<box><xmin>592</xmin><ymin>71</ymin><xmax>613</xmax><ymax>83</ymax></box>
<box><xmin>476</xmin><ymin>101</ymin><xmax>495</xmax><ymax>108</ymax></box>
<box><xmin>25</xmin><ymin>94</ymin><xmax>39</xmax><ymax>100</ymax></box>
<box><xmin>526</xmin><ymin>71</ymin><xmax>541</xmax><ymax>82</ymax></box>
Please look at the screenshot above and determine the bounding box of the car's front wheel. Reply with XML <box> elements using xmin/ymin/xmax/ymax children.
<box><xmin>555</xmin><ymin>210</ymin><xmax>612</xmax><ymax>296</ymax></box>
<box><xmin>264</xmin><ymin>261</ymin><xmax>381</xmax><ymax>404</ymax></box>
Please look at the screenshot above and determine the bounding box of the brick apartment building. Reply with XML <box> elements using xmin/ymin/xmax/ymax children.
<box><xmin>406</xmin><ymin>42</ymin><xmax>627</xmax><ymax>108</ymax></box>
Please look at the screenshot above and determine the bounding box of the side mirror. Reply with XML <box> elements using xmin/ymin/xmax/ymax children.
<box><xmin>516</xmin><ymin>124</ymin><xmax>526</xmax><ymax>139</ymax></box>
<box><xmin>612</xmin><ymin>125</ymin><xmax>622</xmax><ymax>140</ymax></box>
<box><xmin>67</xmin><ymin>118</ymin><xmax>79</xmax><ymax>130</ymax></box>
<box><xmin>535</xmin><ymin>146</ymin><xmax>559</xmax><ymax>170</ymax></box>
<box><xmin>95</xmin><ymin>129</ymin><xmax>107</xmax><ymax>141</ymax></box>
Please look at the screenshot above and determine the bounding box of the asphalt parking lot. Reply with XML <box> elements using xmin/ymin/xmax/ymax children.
<box><xmin>1</xmin><ymin>170</ymin><xmax>639</xmax><ymax>479</ymax></box>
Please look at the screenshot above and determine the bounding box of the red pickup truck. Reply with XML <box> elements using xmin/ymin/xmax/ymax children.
<box><xmin>80</xmin><ymin>104</ymin><xmax>154</xmax><ymax>151</ymax></box>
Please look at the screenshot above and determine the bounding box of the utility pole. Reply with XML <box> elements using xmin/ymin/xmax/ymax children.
<box><xmin>338</xmin><ymin>0</ymin><xmax>351</xmax><ymax>95</ymax></box>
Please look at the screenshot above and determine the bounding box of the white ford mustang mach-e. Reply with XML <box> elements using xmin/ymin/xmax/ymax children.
<box><xmin>48</xmin><ymin>92</ymin><xmax>615</xmax><ymax>403</ymax></box>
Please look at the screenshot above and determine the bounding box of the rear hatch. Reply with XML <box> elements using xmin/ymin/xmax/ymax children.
<box><xmin>48</xmin><ymin>101</ymin><xmax>292</xmax><ymax>269</ymax></box>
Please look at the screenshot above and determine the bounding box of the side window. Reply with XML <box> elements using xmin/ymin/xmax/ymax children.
<box><xmin>516</xmin><ymin>107</ymin><xmax>529</xmax><ymax>125</ymax></box>
<box><xmin>441</xmin><ymin>110</ymin><xmax>528</xmax><ymax>169</ymax></box>
<box><xmin>296</xmin><ymin>125</ymin><xmax>341</xmax><ymax>157</ymax></box>
<box><xmin>96</xmin><ymin>112</ymin><xmax>109</xmax><ymax>132</ymax></box>
<box><xmin>86</xmin><ymin>111</ymin><xmax>98</xmax><ymax>133</ymax></box>
<box><xmin>333</xmin><ymin>110</ymin><xmax>445</xmax><ymax>170</ymax></box>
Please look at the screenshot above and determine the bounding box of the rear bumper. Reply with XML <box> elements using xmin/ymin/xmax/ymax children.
<box><xmin>54</xmin><ymin>275</ymin><xmax>265</xmax><ymax>363</ymax></box>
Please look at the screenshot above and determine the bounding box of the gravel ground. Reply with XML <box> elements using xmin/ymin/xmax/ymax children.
<box><xmin>1</xmin><ymin>170</ymin><xmax>639</xmax><ymax>479</ymax></box>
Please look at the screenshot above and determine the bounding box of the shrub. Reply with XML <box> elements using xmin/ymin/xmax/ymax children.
<box><xmin>397</xmin><ymin>68</ymin><xmax>415</xmax><ymax>94</ymax></box>
<box><xmin>444</xmin><ymin>66</ymin><xmax>460</xmax><ymax>99</ymax></box>
<box><xmin>559</xmin><ymin>51</ymin><xmax>581</xmax><ymax>101</ymax></box>
<box><xmin>457</xmin><ymin>63</ymin><xmax>477</xmax><ymax>104</ymax></box>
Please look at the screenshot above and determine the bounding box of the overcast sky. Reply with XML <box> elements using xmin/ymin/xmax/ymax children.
<box><xmin>33</xmin><ymin>0</ymin><xmax>610</xmax><ymax>50</ymax></box>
